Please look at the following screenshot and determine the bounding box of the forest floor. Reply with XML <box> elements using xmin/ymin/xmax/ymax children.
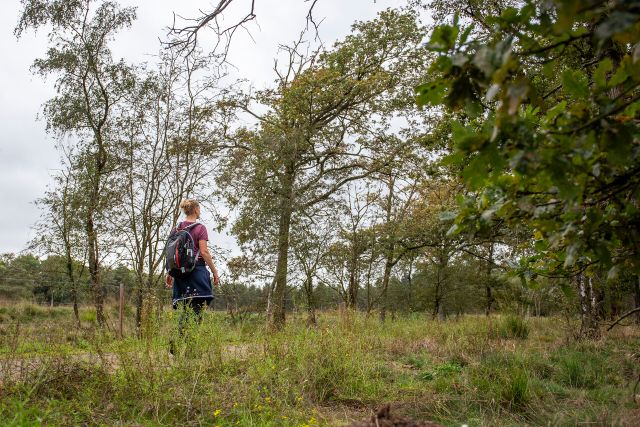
<box><xmin>0</xmin><ymin>303</ymin><xmax>639</xmax><ymax>426</ymax></box>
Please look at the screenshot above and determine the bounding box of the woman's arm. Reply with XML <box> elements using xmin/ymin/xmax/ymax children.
<box><xmin>199</xmin><ymin>239</ymin><xmax>220</xmax><ymax>287</ymax></box>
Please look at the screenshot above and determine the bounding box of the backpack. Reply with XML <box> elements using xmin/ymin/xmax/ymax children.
<box><xmin>165</xmin><ymin>222</ymin><xmax>201</xmax><ymax>278</ymax></box>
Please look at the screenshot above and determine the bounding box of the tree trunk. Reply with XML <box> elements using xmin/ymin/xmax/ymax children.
<box><xmin>379</xmin><ymin>178</ymin><xmax>395</xmax><ymax>322</ymax></box>
<box><xmin>135</xmin><ymin>280</ymin><xmax>144</xmax><ymax>336</ymax></box>
<box><xmin>87</xmin><ymin>215</ymin><xmax>106</xmax><ymax>327</ymax></box>
<box><xmin>577</xmin><ymin>274</ymin><xmax>599</xmax><ymax>338</ymax></box>
<box><xmin>304</xmin><ymin>275</ymin><xmax>316</xmax><ymax>326</ymax></box>
<box><xmin>432</xmin><ymin>253</ymin><xmax>448</xmax><ymax>320</ymax></box>
<box><xmin>268</xmin><ymin>168</ymin><xmax>295</xmax><ymax>331</ymax></box>
<box><xmin>485</xmin><ymin>242</ymin><xmax>495</xmax><ymax>316</ymax></box>
<box><xmin>432</xmin><ymin>268</ymin><xmax>442</xmax><ymax>319</ymax></box>
<box><xmin>72</xmin><ymin>288</ymin><xmax>80</xmax><ymax>326</ymax></box>
<box><xmin>85</xmin><ymin>127</ymin><xmax>108</xmax><ymax>327</ymax></box>
<box><xmin>379</xmin><ymin>249</ymin><xmax>394</xmax><ymax>322</ymax></box>
<box><xmin>64</xmin><ymin>252</ymin><xmax>80</xmax><ymax>326</ymax></box>
<box><xmin>347</xmin><ymin>263</ymin><xmax>358</xmax><ymax>310</ymax></box>
<box><xmin>635</xmin><ymin>276</ymin><xmax>640</xmax><ymax>324</ymax></box>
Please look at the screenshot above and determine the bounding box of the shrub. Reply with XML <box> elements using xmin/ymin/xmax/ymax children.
<box><xmin>498</xmin><ymin>315</ymin><xmax>530</xmax><ymax>340</ymax></box>
<box><xmin>469</xmin><ymin>352</ymin><xmax>536</xmax><ymax>410</ymax></box>
<box><xmin>503</xmin><ymin>370</ymin><xmax>530</xmax><ymax>407</ymax></box>
<box><xmin>553</xmin><ymin>348</ymin><xmax>605</xmax><ymax>389</ymax></box>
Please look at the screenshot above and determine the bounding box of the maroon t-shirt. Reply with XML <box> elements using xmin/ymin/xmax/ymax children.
<box><xmin>178</xmin><ymin>221</ymin><xmax>208</xmax><ymax>260</ymax></box>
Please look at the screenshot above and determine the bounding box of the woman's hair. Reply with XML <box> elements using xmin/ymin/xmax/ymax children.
<box><xmin>180</xmin><ymin>198</ymin><xmax>200</xmax><ymax>216</ymax></box>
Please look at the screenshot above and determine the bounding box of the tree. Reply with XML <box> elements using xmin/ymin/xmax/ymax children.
<box><xmin>219</xmin><ymin>10</ymin><xmax>426</xmax><ymax>329</ymax></box>
<box><xmin>116</xmin><ymin>48</ymin><xmax>221</xmax><ymax>334</ymax></box>
<box><xmin>291</xmin><ymin>214</ymin><xmax>335</xmax><ymax>324</ymax></box>
<box><xmin>417</xmin><ymin>0</ymin><xmax>640</xmax><ymax>334</ymax></box>
<box><xmin>31</xmin><ymin>152</ymin><xmax>87</xmax><ymax>324</ymax></box>
<box><xmin>16</xmin><ymin>0</ymin><xmax>137</xmax><ymax>327</ymax></box>
<box><xmin>322</xmin><ymin>187</ymin><xmax>376</xmax><ymax>310</ymax></box>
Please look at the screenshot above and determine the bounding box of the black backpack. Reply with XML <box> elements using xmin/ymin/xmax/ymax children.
<box><xmin>165</xmin><ymin>222</ymin><xmax>201</xmax><ymax>278</ymax></box>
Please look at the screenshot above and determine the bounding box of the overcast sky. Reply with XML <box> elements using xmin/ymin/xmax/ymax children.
<box><xmin>0</xmin><ymin>0</ymin><xmax>402</xmax><ymax>256</ymax></box>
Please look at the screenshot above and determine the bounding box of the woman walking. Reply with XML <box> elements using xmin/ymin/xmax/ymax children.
<box><xmin>165</xmin><ymin>199</ymin><xmax>221</xmax><ymax>333</ymax></box>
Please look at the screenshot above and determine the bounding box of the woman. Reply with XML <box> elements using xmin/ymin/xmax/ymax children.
<box><xmin>165</xmin><ymin>199</ymin><xmax>221</xmax><ymax>323</ymax></box>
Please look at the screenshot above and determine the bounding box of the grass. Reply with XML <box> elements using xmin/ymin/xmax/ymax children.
<box><xmin>0</xmin><ymin>303</ymin><xmax>639</xmax><ymax>426</ymax></box>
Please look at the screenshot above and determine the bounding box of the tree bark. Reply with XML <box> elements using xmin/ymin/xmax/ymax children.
<box><xmin>635</xmin><ymin>276</ymin><xmax>640</xmax><ymax>324</ymax></box>
<box><xmin>347</xmin><ymin>255</ymin><xmax>359</xmax><ymax>310</ymax></box>
<box><xmin>379</xmin><ymin>177</ymin><xmax>395</xmax><ymax>322</ymax></box>
<box><xmin>304</xmin><ymin>274</ymin><xmax>316</xmax><ymax>326</ymax></box>
<box><xmin>577</xmin><ymin>273</ymin><xmax>599</xmax><ymax>338</ymax></box>
<box><xmin>485</xmin><ymin>242</ymin><xmax>495</xmax><ymax>316</ymax></box>
<box><xmin>432</xmin><ymin>264</ymin><xmax>442</xmax><ymax>319</ymax></box>
<box><xmin>64</xmin><ymin>243</ymin><xmax>80</xmax><ymax>326</ymax></box>
<box><xmin>379</xmin><ymin>249</ymin><xmax>394</xmax><ymax>322</ymax></box>
<box><xmin>86</xmin><ymin>214</ymin><xmax>105</xmax><ymax>327</ymax></box>
<box><xmin>432</xmin><ymin>253</ymin><xmax>448</xmax><ymax>320</ymax></box>
<box><xmin>268</xmin><ymin>166</ymin><xmax>295</xmax><ymax>331</ymax></box>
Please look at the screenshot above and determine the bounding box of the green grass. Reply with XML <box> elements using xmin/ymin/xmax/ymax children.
<box><xmin>0</xmin><ymin>305</ymin><xmax>639</xmax><ymax>426</ymax></box>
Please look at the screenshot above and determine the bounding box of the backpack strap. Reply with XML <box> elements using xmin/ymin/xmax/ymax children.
<box><xmin>177</xmin><ymin>221</ymin><xmax>201</xmax><ymax>232</ymax></box>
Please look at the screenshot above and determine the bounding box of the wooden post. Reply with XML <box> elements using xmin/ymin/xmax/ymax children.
<box><xmin>119</xmin><ymin>283</ymin><xmax>124</xmax><ymax>339</ymax></box>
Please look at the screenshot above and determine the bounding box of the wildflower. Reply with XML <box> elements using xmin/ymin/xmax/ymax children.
<box><xmin>264</xmin><ymin>397</ymin><xmax>271</xmax><ymax>403</ymax></box>
<box><xmin>213</xmin><ymin>409</ymin><xmax>222</xmax><ymax>417</ymax></box>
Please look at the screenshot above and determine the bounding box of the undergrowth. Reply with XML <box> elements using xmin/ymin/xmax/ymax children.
<box><xmin>0</xmin><ymin>305</ymin><xmax>638</xmax><ymax>426</ymax></box>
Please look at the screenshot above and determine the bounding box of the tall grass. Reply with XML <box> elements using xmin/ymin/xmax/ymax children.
<box><xmin>0</xmin><ymin>308</ymin><xmax>638</xmax><ymax>426</ymax></box>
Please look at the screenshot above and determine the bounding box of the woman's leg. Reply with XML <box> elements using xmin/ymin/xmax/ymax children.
<box><xmin>190</xmin><ymin>298</ymin><xmax>207</xmax><ymax>323</ymax></box>
<box><xmin>177</xmin><ymin>298</ymin><xmax>207</xmax><ymax>336</ymax></box>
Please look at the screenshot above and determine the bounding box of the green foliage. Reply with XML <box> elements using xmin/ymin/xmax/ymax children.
<box><xmin>419</xmin><ymin>0</ymin><xmax>640</xmax><ymax>282</ymax></box>
<box><xmin>419</xmin><ymin>360</ymin><xmax>463</xmax><ymax>382</ymax></box>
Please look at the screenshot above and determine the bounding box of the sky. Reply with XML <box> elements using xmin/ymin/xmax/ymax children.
<box><xmin>0</xmin><ymin>0</ymin><xmax>402</xmax><ymax>256</ymax></box>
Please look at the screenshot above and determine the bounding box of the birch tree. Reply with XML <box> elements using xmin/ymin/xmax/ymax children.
<box><xmin>16</xmin><ymin>0</ymin><xmax>137</xmax><ymax>326</ymax></box>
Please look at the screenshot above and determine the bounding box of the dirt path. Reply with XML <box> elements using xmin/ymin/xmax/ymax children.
<box><xmin>0</xmin><ymin>343</ymin><xmax>253</xmax><ymax>384</ymax></box>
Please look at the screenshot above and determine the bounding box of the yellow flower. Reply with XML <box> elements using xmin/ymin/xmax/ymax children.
<box><xmin>213</xmin><ymin>409</ymin><xmax>222</xmax><ymax>417</ymax></box>
<box><xmin>264</xmin><ymin>397</ymin><xmax>271</xmax><ymax>403</ymax></box>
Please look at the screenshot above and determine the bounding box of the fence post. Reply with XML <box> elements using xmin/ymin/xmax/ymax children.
<box><xmin>119</xmin><ymin>283</ymin><xmax>124</xmax><ymax>339</ymax></box>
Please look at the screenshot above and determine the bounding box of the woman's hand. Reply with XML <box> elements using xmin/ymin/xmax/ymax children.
<box><xmin>165</xmin><ymin>273</ymin><xmax>173</xmax><ymax>289</ymax></box>
<box><xmin>199</xmin><ymin>239</ymin><xmax>220</xmax><ymax>288</ymax></box>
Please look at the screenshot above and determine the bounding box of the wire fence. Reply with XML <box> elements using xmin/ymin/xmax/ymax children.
<box><xmin>0</xmin><ymin>276</ymin><xmax>302</xmax><ymax>319</ymax></box>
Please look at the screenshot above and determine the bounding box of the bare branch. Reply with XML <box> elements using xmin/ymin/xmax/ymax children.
<box><xmin>164</xmin><ymin>0</ymin><xmax>322</xmax><ymax>61</ymax></box>
<box><xmin>607</xmin><ymin>307</ymin><xmax>640</xmax><ymax>331</ymax></box>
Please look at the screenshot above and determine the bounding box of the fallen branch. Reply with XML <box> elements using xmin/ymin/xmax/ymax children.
<box><xmin>607</xmin><ymin>307</ymin><xmax>640</xmax><ymax>331</ymax></box>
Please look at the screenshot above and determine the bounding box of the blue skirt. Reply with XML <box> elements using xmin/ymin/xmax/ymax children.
<box><xmin>172</xmin><ymin>265</ymin><xmax>214</xmax><ymax>308</ymax></box>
